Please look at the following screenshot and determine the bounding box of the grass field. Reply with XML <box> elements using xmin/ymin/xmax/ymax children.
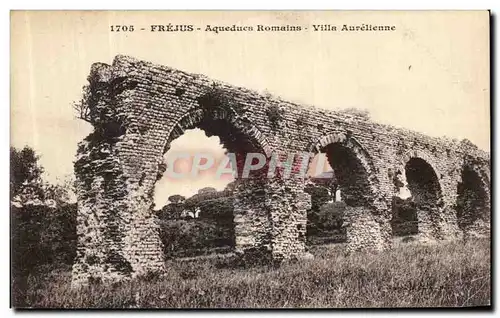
<box><xmin>21</xmin><ymin>238</ymin><xmax>490</xmax><ymax>309</ymax></box>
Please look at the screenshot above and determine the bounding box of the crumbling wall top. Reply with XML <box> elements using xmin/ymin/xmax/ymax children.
<box><xmin>94</xmin><ymin>55</ymin><xmax>489</xmax><ymax>163</ymax></box>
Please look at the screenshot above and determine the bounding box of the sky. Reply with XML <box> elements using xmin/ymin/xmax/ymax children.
<box><xmin>11</xmin><ymin>11</ymin><xmax>490</xmax><ymax>205</ymax></box>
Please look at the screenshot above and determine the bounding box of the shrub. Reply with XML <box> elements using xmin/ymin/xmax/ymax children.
<box><xmin>159</xmin><ymin>219</ymin><xmax>235</xmax><ymax>258</ymax></box>
<box><xmin>391</xmin><ymin>197</ymin><xmax>418</xmax><ymax>236</ymax></box>
<box><xmin>196</xmin><ymin>197</ymin><xmax>233</xmax><ymax>220</ymax></box>
<box><xmin>11</xmin><ymin>203</ymin><xmax>77</xmax><ymax>307</ymax></box>
<box><xmin>11</xmin><ymin>203</ymin><xmax>77</xmax><ymax>267</ymax></box>
<box><xmin>307</xmin><ymin>202</ymin><xmax>347</xmax><ymax>244</ymax></box>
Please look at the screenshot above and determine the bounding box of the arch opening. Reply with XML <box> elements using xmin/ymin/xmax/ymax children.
<box><xmin>324</xmin><ymin>143</ymin><xmax>371</xmax><ymax>206</ymax></box>
<box><xmin>153</xmin><ymin>108</ymin><xmax>270</xmax><ymax>259</ymax></box>
<box><xmin>456</xmin><ymin>165</ymin><xmax>489</xmax><ymax>235</ymax></box>
<box><xmin>402</xmin><ymin>157</ymin><xmax>443</xmax><ymax>239</ymax></box>
<box><xmin>305</xmin><ymin>152</ymin><xmax>345</xmax><ymax>245</ymax></box>
<box><xmin>305</xmin><ymin>140</ymin><xmax>374</xmax><ymax>247</ymax></box>
<box><xmin>405</xmin><ymin>158</ymin><xmax>441</xmax><ymax>206</ymax></box>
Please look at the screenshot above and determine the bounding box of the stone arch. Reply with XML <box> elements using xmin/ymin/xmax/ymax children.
<box><xmin>404</xmin><ymin>158</ymin><xmax>443</xmax><ymax>205</ymax></box>
<box><xmin>460</xmin><ymin>159</ymin><xmax>490</xmax><ymax>201</ymax></box>
<box><xmin>156</xmin><ymin>105</ymin><xmax>274</xmax><ymax>257</ymax></box>
<box><xmin>398</xmin><ymin>150</ymin><xmax>444</xmax><ymax>241</ymax></box>
<box><xmin>400</xmin><ymin>149</ymin><xmax>437</xmax><ymax>168</ymax></box>
<box><xmin>396</xmin><ymin>149</ymin><xmax>445</xmax><ymax>205</ymax></box>
<box><xmin>456</xmin><ymin>159</ymin><xmax>490</xmax><ymax>238</ymax></box>
<box><xmin>164</xmin><ymin>107</ymin><xmax>273</xmax><ymax>158</ymax></box>
<box><xmin>306</xmin><ymin>132</ymin><xmax>389</xmax><ymax>252</ymax></box>
<box><xmin>154</xmin><ymin>106</ymin><xmax>274</xmax><ymax>186</ymax></box>
<box><xmin>307</xmin><ymin>132</ymin><xmax>378</xmax><ymax>206</ymax></box>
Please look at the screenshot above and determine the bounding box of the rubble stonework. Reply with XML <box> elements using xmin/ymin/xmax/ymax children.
<box><xmin>71</xmin><ymin>55</ymin><xmax>491</xmax><ymax>286</ymax></box>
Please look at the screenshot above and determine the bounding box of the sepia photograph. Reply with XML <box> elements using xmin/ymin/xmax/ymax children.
<box><xmin>10</xmin><ymin>10</ymin><xmax>491</xmax><ymax>309</ymax></box>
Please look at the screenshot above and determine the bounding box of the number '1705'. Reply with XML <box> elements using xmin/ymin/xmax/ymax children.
<box><xmin>110</xmin><ymin>25</ymin><xmax>135</xmax><ymax>32</ymax></box>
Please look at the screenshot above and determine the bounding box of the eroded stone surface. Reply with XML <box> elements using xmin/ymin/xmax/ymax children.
<box><xmin>72</xmin><ymin>55</ymin><xmax>490</xmax><ymax>286</ymax></box>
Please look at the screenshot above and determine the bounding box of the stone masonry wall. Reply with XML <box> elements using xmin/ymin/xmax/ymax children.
<box><xmin>72</xmin><ymin>55</ymin><xmax>490</xmax><ymax>285</ymax></box>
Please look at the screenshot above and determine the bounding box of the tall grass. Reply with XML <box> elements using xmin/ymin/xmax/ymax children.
<box><xmin>21</xmin><ymin>239</ymin><xmax>490</xmax><ymax>308</ymax></box>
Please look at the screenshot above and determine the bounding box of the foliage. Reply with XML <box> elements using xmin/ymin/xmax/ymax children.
<box><xmin>10</xmin><ymin>145</ymin><xmax>77</xmax><ymax>307</ymax></box>
<box><xmin>157</xmin><ymin>203</ymin><xmax>183</xmax><ymax>220</ymax></box>
<box><xmin>195</xmin><ymin>197</ymin><xmax>233</xmax><ymax>220</ymax></box>
<box><xmin>11</xmin><ymin>204</ymin><xmax>77</xmax><ymax>266</ymax></box>
<box><xmin>73</xmin><ymin>75</ymin><xmax>131</xmax><ymax>137</ymax></box>
<box><xmin>266</xmin><ymin>104</ymin><xmax>284</xmax><ymax>130</ymax></box>
<box><xmin>304</xmin><ymin>184</ymin><xmax>345</xmax><ymax>242</ymax></box>
<box><xmin>184</xmin><ymin>189</ymin><xmax>232</xmax><ymax>207</ymax></box>
<box><xmin>11</xmin><ymin>146</ymin><xmax>77</xmax><ymax>274</ymax></box>
<box><xmin>198</xmin><ymin>187</ymin><xmax>217</xmax><ymax>195</ymax></box>
<box><xmin>43</xmin><ymin>178</ymin><xmax>76</xmax><ymax>205</ymax></box>
<box><xmin>460</xmin><ymin>138</ymin><xmax>478</xmax><ymax>150</ymax></box>
<box><xmin>159</xmin><ymin>219</ymin><xmax>234</xmax><ymax>258</ymax></box>
<box><xmin>10</xmin><ymin>146</ymin><xmax>45</xmax><ymax>200</ymax></box>
<box><xmin>11</xmin><ymin>203</ymin><xmax>77</xmax><ymax>307</ymax></box>
<box><xmin>307</xmin><ymin>202</ymin><xmax>347</xmax><ymax>244</ymax></box>
<box><xmin>317</xmin><ymin>202</ymin><xmax>346</xmax><ymax>230</ymax></box>
<box><xmin>167</xmin><ymin>194</ymin><xmax>186</xmax><ymax>204</ymax></box>
<box><xmin>72</xmin><ymin>84</ymin><xmax>92</xmax><ymax>123</ymax></box>
<box><xmin>157</xmin><ymin>195</ymin><xmax>235</xmax><ymax>258</ymax></box>
<box><xmin>391</xmin><ymin>197</ymin><xmax>419</xmax><ymax>236</ymax></box>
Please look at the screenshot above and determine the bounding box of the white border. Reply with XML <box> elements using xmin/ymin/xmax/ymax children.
<box><xmin>2</xmin><ymin>1</ymin><xmax>498</xmax><ymax>317</ymax></box>
<box><xmin>2</xmin><ymin>0</ymin><xmax>500</xmax><ymax>10</ymax></box>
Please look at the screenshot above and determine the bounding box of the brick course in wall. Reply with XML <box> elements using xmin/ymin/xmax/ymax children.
<box><xmin>71</xmin><ymin>55</ymin><xmax>491</xmax><ymax>286</ymax></box>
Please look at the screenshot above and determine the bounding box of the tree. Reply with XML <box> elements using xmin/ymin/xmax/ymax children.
<box><xmin>10</xmin><ymin>146</ymin><xmax>45</xmax><ymax>202</ymax></box>
<box><xmin>198</xmin><ymin>187</ymin><xmax>217</xmax><ymax>195</ymax></box>
<box><xmin>43</xmin><ymin>176</ymin><xmax>76</xmax><ymax>206</ymax></box>
<box><xmin>72</xmin><ymin>84</ymin><xmax>92</xmax><ymax>123</ymax></box>
<box><xmin>10</xmin><ymin>146</ymin><xmax>77</xmax><ymax>306</ymax></box>
<box><xmin>168</xmin><ymin>194</ymin><xmax>186</xmax><ymax>204</ymax></box>
<box><xmin>318</xmin><ymin>202</ymin><xmax>346</xmax><ymax>230</ymax></box>
<box><xmin>157</xmin><ymin>195</ymin><xmax>187</xmax><ymax>220</ymax></box>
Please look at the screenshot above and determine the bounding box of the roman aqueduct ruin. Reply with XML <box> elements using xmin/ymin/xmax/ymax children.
<box><xmin>71</xmin><ymin>55</ymin><xmax>490</xmax><ymax>285</ymax></box>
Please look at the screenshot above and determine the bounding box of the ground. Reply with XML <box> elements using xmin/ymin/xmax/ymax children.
<box><xmin>22</xmin><ymin>239</ymin><xmax>490</xmax><ymax>308</ymax></box>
